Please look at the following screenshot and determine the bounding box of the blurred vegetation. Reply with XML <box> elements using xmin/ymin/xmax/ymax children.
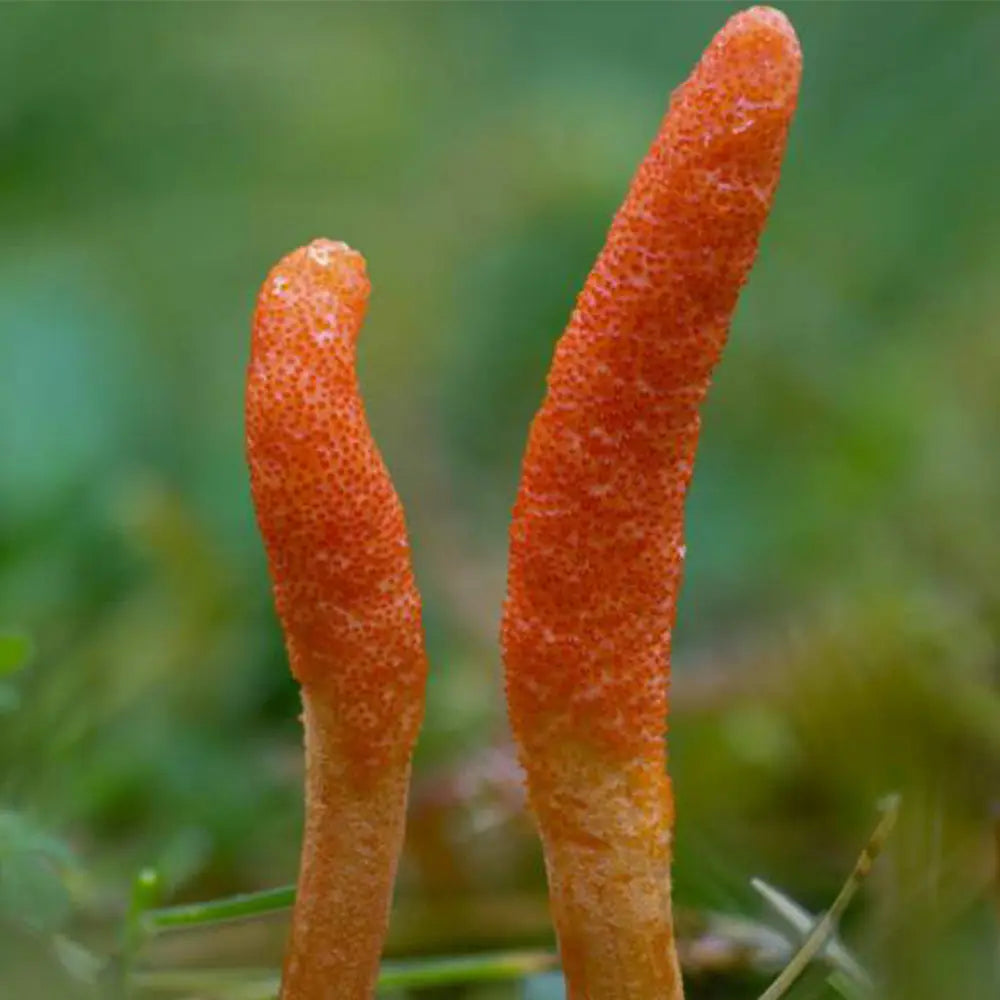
<box><xmin>2</xmin><ymin>2</ymin><xmax>999</xmax><ymax>998</ymax></box>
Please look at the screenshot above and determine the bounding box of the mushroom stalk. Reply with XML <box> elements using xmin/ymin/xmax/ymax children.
<box><xmin>500</xmin><ymin>8</ymin><xmax>801</xmax><ymax>1000</ymax></box>
<box><xmin>283</xmin><ymin>694</ymin><xmax>413</xmax><ymax>997</ymax></box>
<box><xmin>246</xmin><ymin>240</ymin><xmax>427</xmax><ymax>999</ymax></box>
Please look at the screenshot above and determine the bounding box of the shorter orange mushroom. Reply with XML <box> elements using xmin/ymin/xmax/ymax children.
<box><xmin>246</xmin><ymin>240</ymin><xmax>427</xmax><ymax>999</ymax></box>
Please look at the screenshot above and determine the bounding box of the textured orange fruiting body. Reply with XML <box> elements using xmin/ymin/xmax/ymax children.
<box><xmin>501</xmin><ymin>8</ymin><xmax>801</xmax><ymax>1000</ymax></box>
<box><xmin>246</xmin><ymin>240</ymin><xmax>427</xmax><ymax>998</ymax></box>
<box><xmin>247</xmin><ymin>239</ymin><xmax>426</xmax><ymax>774</ymax></box>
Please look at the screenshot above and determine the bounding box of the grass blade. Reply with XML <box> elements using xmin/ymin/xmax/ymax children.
<box><xmin>757</xmin><ymin>793</ymin><xmax>900</xmax><ymax>1000</ymax></box>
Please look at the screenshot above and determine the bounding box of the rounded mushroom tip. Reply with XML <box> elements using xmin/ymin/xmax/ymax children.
<box><xmin>254</xmin><ymin>238</ymin><xmax>372</xmax><ymax>352</ymax></box>
<box><xmin>304</xmin><ymin>237</ymin><xmax>364</xmax><ymax>271</ymax></box>
<box><xmin>704</xmin><ymin>4</ymin><xmax>801</xmax><ymax>112</ymax></box>
<box><xmin>301</xmin><ymin>237</ymin><xmax>369</xmax><ymax>295</ymax></box>
<box><xmin>733</xmin><ymin>6</ymin><xmax>802</xmax><ymax>61</ymax></box>
<box><xmin>743</xmin><ymin>6</ymin><xmax>796</xmax><ymax>33</ymax></box>
<box><xmin>261</xmin><ymin>237</ymin><xmax>371</xmax><ymax>317</ymax></box>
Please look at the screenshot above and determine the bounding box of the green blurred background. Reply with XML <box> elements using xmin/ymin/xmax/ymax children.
<box><xmin>2</xmin><ymin>3</ymin><xmax>999</xmax><ymax>998</ymax></box>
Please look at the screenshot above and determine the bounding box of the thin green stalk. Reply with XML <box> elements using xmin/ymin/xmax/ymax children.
<box><xmin>119</xmin><ymin>867</ymin><xmax>163</xmax><ymax>997</ymax></box>
<box><xmin>131</xmin><ymin>949</ymin><xmax>558</xmax><ymax>998</ymax></box>
<box><xmin>379</xmin><ymin>950</ymin><xmax>558</xmax><ymax>989</ymax></box>
<box><xmin>751</xmin><ymin>877</ymin><xmax>872</xmax><ymax>989</ymax></box>
<box><xmin>757</xmin><ymin>793</ymin><xmax>901</xmax><ymax>1000</ymax></box>
<box><xmin>141</xmin><ymin>884</ymin><xmax>296</xmax><ymax>935</ymax></box>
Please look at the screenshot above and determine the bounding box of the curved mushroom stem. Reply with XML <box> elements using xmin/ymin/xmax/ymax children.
<box><xmin>247</xmin><ymin>239</ymin><xmax>427</xmax><ymax>999</ymax></box>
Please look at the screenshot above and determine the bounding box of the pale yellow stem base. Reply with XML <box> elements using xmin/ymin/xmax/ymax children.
<box><xmin>526</xmin><ymin>742</ymin><xmax>684</xmax><ymax>1000</ymax></box>
<box><xmin>280</xmin><ymin>692</ymin><xmax>411</xmax><ymax>1000</ymax></box>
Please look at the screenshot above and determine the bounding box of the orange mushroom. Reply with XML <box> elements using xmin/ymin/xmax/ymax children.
<box><xmin>246</xmin><ymin>240</ymin><xmax>427</xmax><ymax>999</ymax></box>
<box><xmin>501</xmin><ymin>8</ymin><xmax>801</xmax><ymax>999</ymax></box>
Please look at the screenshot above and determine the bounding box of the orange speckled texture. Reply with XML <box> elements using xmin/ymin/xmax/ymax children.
<box><xmin>246</xmin><ymin>239</ymin><xmax>427</xmax><ymax>776</ymax></box>
<box><xmin>501</xmin><ymin>9</ymin><xmax>800</xmax><ymax>999</ymax></box>
<box><xmin>503</xmin><ymin>6</ymin><xmax>800</xmax><ymax>764</ymax></box>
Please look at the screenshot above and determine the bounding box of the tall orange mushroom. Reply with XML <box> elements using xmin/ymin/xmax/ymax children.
<box><xmin>246</xmin><ymin>240</ymin><xmax>427</xmax><ymax>999</ymax></box>
<box><xmin>501</xmin><ymin>8</ymin><xmax>801</xmax><ymax>999</ymax></box>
